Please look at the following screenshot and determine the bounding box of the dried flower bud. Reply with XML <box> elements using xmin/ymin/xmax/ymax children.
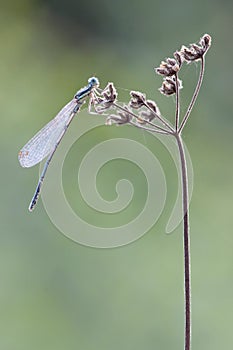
<box><xmin>145</xmin><ymin>99</ymin><xmax>160</xmax><ymax>115</ymax></box>
<box><xmin>102</xmin><ymin>82</ymin><xmax>118</xmax><ymax>103</ymax></box>
<box><xmin>96</xmin><ymin>82</ymin><xmax>118</xmax><ymax>112</ymax></box>
<box><xmin>200</xmin><ymin>33</ymin><xmax>212</xmax><ymax>51</ymax></box>
<box><xmin>105</xmin><ymin>115</ymin><xmax>121</xmax><ymax>125</ymax></box>
<box><xmin>155</xmin><ymin>54</ymin><xmax>182</xmax><ymax>77</ymax></box>
<box><xmin>135</xmin><ymin>100</ymin><xmax>160</xmax><ymax>124</ymax></box>
<box><xmin>159</xmin><ymin>76</ymin><xmax>183</xmax><ymax>96</ymax></box>
<box><xmin>180</xmin><ymin>34</ymin><xmax>212</xmax><ymax>62</ymax></box>
<box><xmin>173</xmin><ymin>51</ymin><xmax>183</xmax><ymax>67</ymax></box>
<box><xmin>105</xmin><ymin>106</ymin><xmax>132</xmax><ymax>126</ymax></box>
<box><xmin>129</xmin><ymin>91</ymin><xmax>146</xmax><ymax>109</ymax></box>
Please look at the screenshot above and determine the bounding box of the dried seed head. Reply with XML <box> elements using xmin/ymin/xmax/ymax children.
<box><xmin>102</xmin><ymin>82</ymin><xmax>118</xmax><ymax>103</ymax></box>
<box><xmin>146</xmin><ymin>99</ymin><xmax>160</xmax><ymax>115</ymax></box>
<box><xmin>96</xmin><ymin>82</ymin><xmax>118</xmax><ymax>112</ymax></box>
<box><xmin>129</xmin><ymin>91</ymin><xmax>146</xmax><ymax>109</ymax></box>
<box><xmin>200</xmin><ymin>33</ymin><xmax>212</xmax><ymax>51</ymax></box>
<box><xmin>105</xmin><ymin>115</ymin><xmax>123</xmax><ymax>125</ymax></box>
<box><xmin>180</xmin><ymin>34</ymin><xmax>212</xmax><ymax>62</ymax></box>
<box><xmin>135</xmin><ymin>100</ymin><xmax>160</xmax><ymax>124</ymax></box>
<box><xmin>155</xmin><ymin>54</ymin><xmax>182</xmax><ymax>77</ymax></box>
<box><xmin>105</xmin><ymin>106</ymin><xmax>132</xmax><ymax>126</ymax></box>
<box><xmin>173</xmin><ymin>51</ymin><xmax>183</xmax><ymax>67</ymax></box>
<box><xmin>159</xmin><ymin>76</ymin><xmax>183</xmax><ymax>96</ymax></box>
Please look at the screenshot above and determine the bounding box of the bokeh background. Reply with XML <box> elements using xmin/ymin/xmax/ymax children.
<box><xmin>1</xmin><ymin>0</ymin><xmax>233</xmax><ymax>349</ymax></box>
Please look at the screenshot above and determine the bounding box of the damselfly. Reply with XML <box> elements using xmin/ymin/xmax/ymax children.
<box><xmin>18</xmin><ymin>77</ymin><xmax>100</xmax><ymax>212</ymax></box>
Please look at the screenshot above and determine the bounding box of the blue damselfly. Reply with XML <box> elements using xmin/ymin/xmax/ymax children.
<box><xmin>18</xmin><ymin>77</ymin><xmax>100</xmax><ymax>211</ymax></box>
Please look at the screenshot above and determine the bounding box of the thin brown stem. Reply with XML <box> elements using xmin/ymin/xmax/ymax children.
<box><xmin>112</xmin><ymin>102</ymin><xmax>171</xmax><ymax>133</ymax></box>
<box><xmin>175</xmin><ymin>73</ymin><xmax>180</xmax><ymax>131</ymax></box>
<box><xmin>143</xmin><ymin>101</ymin><xmax>175</xmax><ymax>133</ymax></box>
<box><xmin>175</xmin><ymin>133</ymin><xmax>191</xmax><ymax>350</ymax></box>
<box><xmin>178</xmin><ymin>56</ymin><xmax>205</xmax><ymax>134</ymax></box>
<box><xmin>129</xmin><ymin>121</ymin><xmax>171</xmax><ymax>135</ymax></box>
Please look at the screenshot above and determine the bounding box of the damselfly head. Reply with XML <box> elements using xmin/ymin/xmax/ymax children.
<box><xmin>88</xmin><ymin>76</ymin><xmax>99</xmax><ymax>88</ymax></box>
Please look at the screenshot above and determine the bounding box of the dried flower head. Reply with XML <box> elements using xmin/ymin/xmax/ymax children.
<box><xmin>173</xmin><ymin>51</ymin><xmax>183</xmax><ymax>67</ymax></box>
<box><xmin>180</xmin><ymin>34</ymin><xmax>212</xmax><ymax>62</ymax></box>
<box><xmin>159</xmin><ymin>76</ymin><xmax>183</xmax><ymax>96</ymax></box>
<box><xmin>129</xmin><ymin>91</ymin><xmax>160</xmax><ymax>124</ymax></box>
<box><xmin>136</xmin><ymin>99</ymin><xmax>160</xmax><ymax>124</ymax></box>
<box><xmin>145</xmin><ymin>99</ymin><xmax>160</xmax><ymax>115</ymax></box>
<box><xmin>155</xmin><ymin>52</ymin><xmax>182</xmax><ymax>77</ymax></box>
<box><xmin>105</xmin><ymin>106</ymin><xmax>132</xmax><ymax>126</ymax></box>
<box><xmin>95</xmin><ymin>82</ymin><xmax>118</xmax><ymax>112</ymax></box>
<box><xmin>102</xmin><ymin>82</ymin><xmax>117</xmax><ymax>103</ymax></box>
<box><xmin>129</xmin><ymin>91</ymin><xmax>146</xmax><ymax>109</ymax></box>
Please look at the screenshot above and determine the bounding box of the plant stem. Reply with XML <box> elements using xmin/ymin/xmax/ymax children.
<box><xmin>175</xmin><ymin>133</ymin><xmax>191</xmax><ymax>350</ymax></box>
<box><xmin>175</xmin><ymin>73</ymin><xmax>180</xmax><ymax>131</ymax></box>
<box><xmin>112</xmin><ymin>101</ymin><xmax>171</xmax><ymax>133</ymax></box>
<box><xmin>178</xmin><ymin>56</ymin><xmax>205</xmax><ymax>133</ymax></box>
<box><xmin>143</xmin><ymin>101</ymin><xmax>175</xmax><ymax>133</ymax></box>
<box><xmin>129</xmin><ymin>121</ymin><xmax>171</xmax><ymax>135</ymax></box>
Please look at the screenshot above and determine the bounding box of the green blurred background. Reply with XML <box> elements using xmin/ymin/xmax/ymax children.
<box><xmin>1</xmin><ymin>0</ymin><xmax>233</xmax><ymax>349</ymax></box>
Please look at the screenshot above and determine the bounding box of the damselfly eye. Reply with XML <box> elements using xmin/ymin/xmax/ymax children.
<box><xmin>88</xmin><ymin>77</ymin><xmax>99</xmax><ymax>87</ymax></box>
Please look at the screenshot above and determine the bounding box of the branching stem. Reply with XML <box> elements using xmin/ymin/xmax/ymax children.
<box><xmin>112</xmin><ymin>102</ymin><xmax>170</xmax><ymax>133</ymax></box>
<box><xmin>96</xmin><ymin>38</ymin><xmax>210</xmax><ymax>350</ymax></box>
<box><xmin>129</xmin><ymin>121</ymin><xmax>171</xmax><ymax>135</ymax></box>
<box><xmin>143</xmin><ymin>101</ymin><xmax>175</xmax><ymax>133</ymax></box>
<box><xmin>178</xmin><ymin>56</ymin><xmax>205</xmax><ymax>133</ymax></box>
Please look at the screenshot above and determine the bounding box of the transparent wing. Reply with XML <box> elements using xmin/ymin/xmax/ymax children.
<box><xmin>18</xmin><ymin>99</ymin><xmax>77</xmax><ymax>168</ymax></box>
